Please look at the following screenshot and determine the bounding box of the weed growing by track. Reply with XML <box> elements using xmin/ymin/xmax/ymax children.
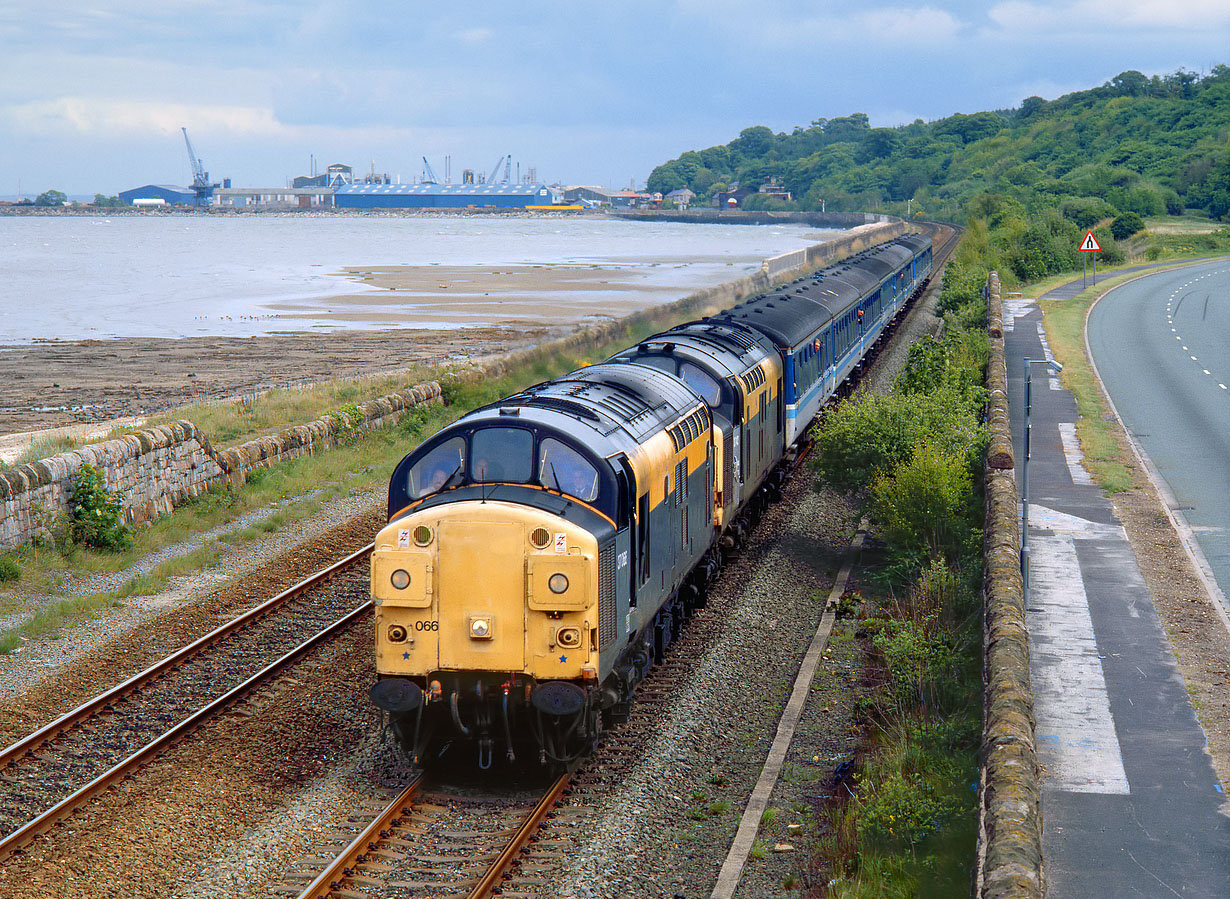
<box><xmin>796</xmin><ymin>254</ymin><xmax>989</xmax><ymax>896</ymax></box>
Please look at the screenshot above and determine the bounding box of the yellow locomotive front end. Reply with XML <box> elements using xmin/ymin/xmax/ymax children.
<box><xmin>371</xmin><ymin>500</ymin><xmax>601</xmax><ymax>767</ymax></box>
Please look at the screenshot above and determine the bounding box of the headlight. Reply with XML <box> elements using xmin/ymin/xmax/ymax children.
<box><xmin>469</xmin><ymin>616</ymin><xmax>493</xmax><ymax>640</ymax></box>
<box><xmin>390</xmin><ymin>569</ymin><xmax>411</xmax><ymax>590</ymax></box>
<box><xmin>548</xmin><ymin>573</ymin><xmax>569</xmax><ymax>594</ymax></box>
<box><xmin>387</xmin><ymin>625</ymin><xmax>408</xmax><ymax>643</ymax></box>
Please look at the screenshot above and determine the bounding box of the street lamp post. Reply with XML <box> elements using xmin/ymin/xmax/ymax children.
<box><xmin>1021</xmin><ymin>356</ymin><xmax>1063</xmax><ymax>601</ymax></box>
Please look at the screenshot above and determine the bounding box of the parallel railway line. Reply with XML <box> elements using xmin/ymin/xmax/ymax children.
<box><xmin>0</xmin><ymin>544</ymin><xmax>376</xmax><ymax>862</ymax></box>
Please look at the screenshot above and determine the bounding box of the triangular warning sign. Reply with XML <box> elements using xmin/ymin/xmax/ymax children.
<box><xmin>1079</xmin><ymin>230</ymin><xmax>1101</xmax><ymax>252</ymax></box>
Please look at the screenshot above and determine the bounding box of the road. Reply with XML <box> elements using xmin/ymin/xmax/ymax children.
<box><xmin>1087</xmin><ymin>257</ymin><xmax>1230</xmax><ymax>605</ymax></box>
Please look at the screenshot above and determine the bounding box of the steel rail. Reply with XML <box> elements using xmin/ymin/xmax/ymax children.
<box><xmin>465</xmin><ymin>773</ymin><xmax>572</xmax><ymax>899</ymax></box>
<box><xmin>0</xmin><ymin>600</ymin><xmax>374</xmax><ymax>862</ymax></box>
<box><xmin>294</xmin><ymin>776</ymin><xmax>426</xmax><ymax>899</ymax></box>
<box><xmin>0</xmin><ymin>543</ymin><xmax>374</xmax><ymax>772</ymax></box>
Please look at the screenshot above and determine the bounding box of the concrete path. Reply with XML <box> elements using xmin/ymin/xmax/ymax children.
<box><xmin>1004</xmin><ymin>279</ymin><xmax>1229</xmax><ymax>897</ymax></box>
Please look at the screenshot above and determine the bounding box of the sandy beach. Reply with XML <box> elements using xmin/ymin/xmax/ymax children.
<box><xmin>0</xmin><ymin>262</ymin><xmax>692</xmax><ymax>436</ymax></box>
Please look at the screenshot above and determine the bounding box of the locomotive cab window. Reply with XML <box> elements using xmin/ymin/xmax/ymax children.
<box><xmin>407</xmin><ymin>436</ymin><xmax>466</xmax><ymax>499</ymax></box>
<box><xmin>539</xmin><ymin>438</ymin><xmax>600</xmax><ymax>502</ymax></box>
<box><xmin>471</xmin><ymin>427</ymin><xmax>533</xmax><ymax>483</ymax></box>
<box><xmin>679</xmin><ymin>361</ymin><xmax>722</xmax><ymax>407</ymax></box>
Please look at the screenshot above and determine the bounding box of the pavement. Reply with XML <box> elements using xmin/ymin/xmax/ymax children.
<box><xmin>1004</xmin><ymin>271</ymin><xmax>1230</xmax><ymax>897</ymax></box>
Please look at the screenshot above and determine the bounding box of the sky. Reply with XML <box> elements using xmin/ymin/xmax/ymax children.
<box><xmin>3</xmin><ymin>1</ymin><xmax>1229</xmax><ymax>198</ymax></box>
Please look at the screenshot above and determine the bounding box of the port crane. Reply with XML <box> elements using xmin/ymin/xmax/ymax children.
<box><xmin>487</xmin><ymin>155</ymin><xmax>507</xmax><ymax>184</ymax></box>
<box><xmin>422</xmin><ymin>157</ymin><xmax>440</xmax><ymax>184</ymax></box>
<box><xmin>181</xmin><ymin>127</ymin><xmax>219</xmax><ymax>205</ymax></box>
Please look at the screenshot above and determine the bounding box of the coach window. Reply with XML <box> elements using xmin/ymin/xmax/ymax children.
<box><xmin>407</xmin><ymin>436</ymin><xmax>466</xmax><ymax>499</ymax></box>
<box><xmin>471</xmin><ymin>427</ymin><xmax>533</xmax><ymax>483</ymax></box>
<box><xmin>539</xmin><ymin>438</ymin><xmax>599</xmax><ymax>502</ymax></box>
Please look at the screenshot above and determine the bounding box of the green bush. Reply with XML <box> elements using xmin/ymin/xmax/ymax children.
<box><xmin>869</xmin><ymin>445</ymin><xmax>974</xmax><ymax>559</ymax></box>
<box><xmin>1110</xmin><ymin>210</ymin><xmax>1145</xmax><ymax>239</ymax></box>
<box><xmin>70</xmin><ymin>464</ymin><xmax>133</xmax><ymax>551</ymax></box>
<box><xmin>815</xmin><ymin>389</ymin><xmax>989</xmax><ymax>494</ymax></box>
<box><xmin>893</xmin><ymin>332</ymin><xmax>988</xmax><ymax>405</ymax></box>
<box><xmin>0</xmin><ymin>556</ymin><xmax>20</xmax><ymax>582</ymax></box>
<box><xmin>872</xmin><ymin>616</ymin><xmax>956</xmax><ymax>707</ymax></box>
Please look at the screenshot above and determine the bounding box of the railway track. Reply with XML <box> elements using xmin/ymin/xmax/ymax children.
<box><xmin>280</xmin><ymin>773</ymin><xmax>572</xmax><ymax>899</ymax></box>
<box><xmin>0</xmin><ymin>543</ymin><xmax>376</xmax><ymax>862</ymax></box>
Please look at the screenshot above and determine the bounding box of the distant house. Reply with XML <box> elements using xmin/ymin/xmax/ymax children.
<box><xmin>611</xmin><ymin>190</ymin><xmax>655</xmax><ymax>208</ymax></box>
<box><xmin>665</xmin><ymin>188</ymin><xmax>695</xmax><ymax>209</ymax></box>
<box><xmin>714</xmin><ymin>184</ymin><xmax>754</xmax><ymax>209</ymax></box>
<box><xmin>758</xmin><ymin>178</ymin><xmax>792</xmax><ymax>202</ymax></box>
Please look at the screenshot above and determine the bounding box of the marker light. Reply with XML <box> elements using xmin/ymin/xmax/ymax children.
<box><xmin>390</xmin><ymin>569</ymin><xmax>411</xmax><ymax>590</ymax></box>
<box><xmin>548</xmin><ymin>573</ymin><xmax>569</xmax><ymax>594</ymax></box>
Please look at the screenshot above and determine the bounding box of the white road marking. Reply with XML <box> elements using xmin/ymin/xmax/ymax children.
<box><xmin>1028</xmin><ymin>530</ymin><xmax>1131</xmax><ymax>795</ymax></box>
<box><xmin>1003</xmin><ymin>296</ymin><xmax>1035</xmax><ymax>332</ymax></box>
<box><xmin>1058</xmin><ymin>423</ymin><xmax>1094</xmax><ymax>485</ymax></box>
<box><xmin>1036</xmin><ymin>321</ymin><xmax>1056</xmax><ymax>360</ymax></box>
<box><xmin>1027</xmin><ymin>505</ymin><xmax>1124</xmax><ymax>540</ymax></box>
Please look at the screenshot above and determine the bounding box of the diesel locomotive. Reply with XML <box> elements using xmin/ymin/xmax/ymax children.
<box><xmin>368</xmin><ymin>233</ymin><xmax>932</xmax><ymax>768</ymax></box>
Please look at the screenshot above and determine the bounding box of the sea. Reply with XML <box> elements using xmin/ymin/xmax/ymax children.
<box><xmin>0</xmin><ymin>215</ymin><xmax>833</xmax><ymax>343</ymax></box>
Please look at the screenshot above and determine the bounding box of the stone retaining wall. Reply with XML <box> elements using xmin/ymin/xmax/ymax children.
<box><xmin>976</xmin><ymin>272</ymin><xmax>1044</xmax><ymax>898</ymax></box>
<box><xmin>0</xmin><ymin>382</ymin><xmax>440</xmax><ymax>550</ymax></box>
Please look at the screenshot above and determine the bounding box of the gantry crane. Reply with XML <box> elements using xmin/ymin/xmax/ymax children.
<box><xmin>422</xmin><ymin>157</ymin><xmax>440</xmax><ymax>184</ymax></box>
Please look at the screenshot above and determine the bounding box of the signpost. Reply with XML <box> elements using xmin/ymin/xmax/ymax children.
<box><xmin>1079</xmin><ymin>230</ymin><xmax>1101</xmax><ymax>288</ymax></box>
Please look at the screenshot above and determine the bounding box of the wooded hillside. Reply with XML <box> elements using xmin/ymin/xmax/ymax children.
<box><xmin>648</xmin><ymin>67</ymin><xmax>1230</xmax><ymax>226</ymax></box>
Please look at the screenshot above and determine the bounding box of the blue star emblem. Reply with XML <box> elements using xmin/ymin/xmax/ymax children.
<box><xmin>559</xmin><ymin>655</ymin><xmax>567</xmax><ymax>663</ymax></box>
<box><xmin>403</xmin><ymin>652</ymin><xmax>410</xmax><ymax>660</ymax></box>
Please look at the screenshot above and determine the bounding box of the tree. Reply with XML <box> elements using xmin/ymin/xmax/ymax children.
<box><xmin>1110</xmin><ymin>211</ymin><xmax>1145</xmax><ymax>239</ymax></box>
<box><xmin>35</xmin><ymin>189</ymin><xmax>67</xmax><ymax>207</ymax></box>
<box><xmin>1109</xmin><ymin>70</ymin><xmax>1148</xmax><ymax>97</ymax></box>
<box><xmin>731</xmin><ymin>126</ymin><xmax>775</xmax><ymax>161</ymax></box>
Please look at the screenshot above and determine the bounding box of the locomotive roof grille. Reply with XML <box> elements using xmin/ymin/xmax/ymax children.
<box><xmin>515</xmin><ymin>395</ymin><xmax>603</xmax><ymax>421</ymax></box>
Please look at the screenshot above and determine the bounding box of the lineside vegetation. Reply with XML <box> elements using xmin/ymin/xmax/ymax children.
<box><xmin>796</xmin><ymin>252</ymin><xmax>991</xmax><ymax>897</ymax></box>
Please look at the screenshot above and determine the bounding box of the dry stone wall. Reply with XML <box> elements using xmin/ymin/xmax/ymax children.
<box><xmin>0</xmin><ymin>382</ymin><xmax>440</xmax><ymax>551</ymax></box>
<box><xmin>976</xmin><ymin>272</ymin><xmax>1044</xmax><ymax>899</ymax></box>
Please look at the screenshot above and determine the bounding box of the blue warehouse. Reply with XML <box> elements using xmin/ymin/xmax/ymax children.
<box><xmin>335</xmin><ymin>182</ymin><xmax>554</xmax><ymax>209</ymax></box>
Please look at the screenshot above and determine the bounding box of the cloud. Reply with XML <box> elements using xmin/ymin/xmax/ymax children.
<box><xmin>989</xmin><ymin>0</ymin><xmax>1230</xmax><ymax>31</ymax></box>
<box><xmin>3</xmin><ymin>98</ymin><xmax>285</xmax><ymax>138</ymax></box>
<box><xmin>677</xmin><ymin>2</ymin><xmax>964</xmax><ymax>44</ymax></box>
<box><xmin>454</xmin><ymin>27</ymin><xmax>494</xmax><ymax>45</ymax></box>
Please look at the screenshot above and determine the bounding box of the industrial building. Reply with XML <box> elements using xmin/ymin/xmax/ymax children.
<box><xmin>215</xmin><ymin>187</ymin><xmax>335</xmax><ymax>208</ymax></box>
<box><xmin>118</xmin><ymin>185</ymin><xmax>197</xmax><ymax>206</ymax></box>
<box><xmin>334</xmin><ymin>182</ymin><xmax>553</xmax><ymax>209</ymax></box>
<box><xmin>563</xmin><ymin>186</ymin><xmax>655</xmax><ymax>208</ymax></box>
